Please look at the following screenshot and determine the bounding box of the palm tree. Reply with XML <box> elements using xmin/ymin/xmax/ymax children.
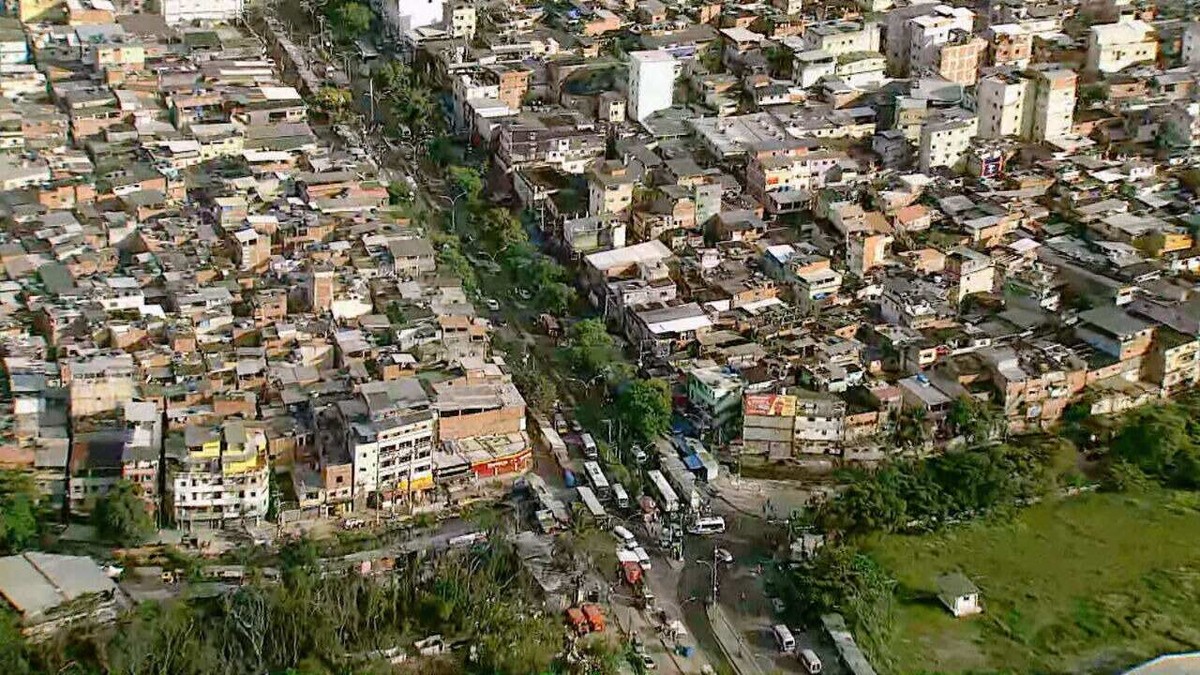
<box><xmin>892</xmin><ymin>407</ymin><xmax>930</xmax><ymax>450</ymax></box>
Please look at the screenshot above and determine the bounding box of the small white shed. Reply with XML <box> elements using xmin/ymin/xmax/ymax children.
<box><xmin>936</xmin><ymin>573</ymin><xmax>982</xmax><ymax>618</ymax></box>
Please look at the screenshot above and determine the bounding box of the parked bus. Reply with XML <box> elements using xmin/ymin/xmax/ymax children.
<box><xmin>773</xmin><ymin>624</ymin><xmax>796</xmax><ymax>653</ymax></box>
<box><xmin>582</xmin><ymin>460</ymin><xmax>611</xmax><ymax>499</ymax></box>
<box><xmin>647</xmin><ymin>470</ymin><xmax>679</xmax><ymax>513</ymax></box>
<box><xmin>611</xmin><ymin>482</ymin><xmax>629</xmax><ymax>509</ymax></box>
<box><xmin>580</xmin><ymin>433</ymin><xmax>599</xmax><ymax>460</ymax></box>
<box><xmin>577</xmin><ymin>486</ymin><xmax>608</xmax><ymax>523</ymax></box>
<box><xmin>544</xmin><ymin>427</ymin><xmax>570</xmax><ymax>469</ymax></box>
<box><xmin>687</xmin><ymin>516</ymin><xmax>726</xmax><ymax>535</ymax></box>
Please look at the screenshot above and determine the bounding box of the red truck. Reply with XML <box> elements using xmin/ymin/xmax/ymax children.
<box><xmin>565</xmin><ymin>607</ymin><xmax>589</xmax><ymax>635</ymax></box>
<box><xmin>581</xmin><ymin>604</ymin><xmax>605</xmax><ymax>633</ymax></box>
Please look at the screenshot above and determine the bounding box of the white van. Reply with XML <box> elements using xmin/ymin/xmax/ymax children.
<box><xmin>633</xmin><ymin>546</ymin><xmax>652</xmax><ymax>571</ymax></box>
<box><xmin>612</xmin><ymin>525</ymin><xmax>636</xmax><ymax>548</ymax></box>
<box><xmin>798</xmin><ymin>649</ymin><xmax>823</xmax><ymax>674</ymax></box>
<box><xmin>687</xmin><ymin>516</ymin><xmax>726</xmax><ymax>535</ymax></box>
<box><xmin>772</xmin><ymin>624</ymin><xmax>796</xmax><ymax>653</ymax></box>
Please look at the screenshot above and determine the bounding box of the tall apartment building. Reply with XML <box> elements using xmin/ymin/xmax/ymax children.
<box><xmin>68</xmin><ymin>404</ymin><xmax>162</xmax><ymax>518</ymax></box>
<box><xmin>1086</xmin><ymin>20</ymin><xmax>1157</xmax><ymax>73</ymax></box>
<box><xmin>339</xmin><ymin>378</ymin><xmax>436</xmax><ymax>508</ymax></box>
<box><xmin>160</xmin><ymin>0</ymin><xmax>244</xmax><ymax>24</ymax></box>
<box><xmin>1184</xmin><ymin>23</ymin><xmax>1200</xmax><ymax>67</ymax></box>
<box><xmin>801</xmin><ymin>20</ymin><xmax>879</xmax><ymax>57</ymax></box>
<box><xmin>907</xmin><ymin>5</ymin><xmax>975</xmax><ymax>75</ymax></box>
<box><xmin>61</xmin><ymin>353</ymin><xmax>135</xmax><ymax>418</ymax></box>
<box><xmin>1027</xmin><ymin>66</ymin><xmax>1076</xmax><ymax>141</ymax></box>
<box><xmin>745</xmin><ymin>149</ymin><xmax>845</xmax><ymax>214</ymax></box>
<box><xmin>170</xmin><ymin>420</ymin><xmax>269</xmax><ymax>528</ymax></box>
<box><xmin>918</xmin><ymin>110</ymin><xmax>978</xmax><ymax>172</ymax></box>
<box><xmin>499</xmin><ymin>113</ymin><xmax>605</xmax><ymax>174</ymax></box>
<box><xmin>444</xmin><ymin>1</ymin><xmax>476</xmax><ymax>40</ymax></box>
<box><xmin>628</xmin><ymin>50</ymin><xmax>676</xmax><ymax>123</ymax></box>
<box><xmin>977</xmin><ymin>72</ymin><xmax>1030</xmax><ymax>138</ymax></box>
<box><xmin>588</xmin><ymin>159</ymin><xmax>636</xmax><ymax>217</ymax></box>
<box><xmin>433</xmin><ymin>379</ymin><xmax>527</xmax><ymax>441</ymax></box>
<box><xmin>936</xmin><ymin>35</ymin><xmax>986</xmax><ymax>85</ymax></box>
<box><xmin>976</xmin><ymin>67</ymin><xmax>1076</xmax><ymax>142</ymax></box>
<box><xmin>376</xmin><ymin>0</ymin><xmax>444</xmax><ymax>38</ymax></box>
<box><xmin>884</xmin><ymin>1</ymin><xmax>943</xmax><ymax>75</ymax></box>
<box><xmin>491</xmin><ymin>65</ymin><xmax>531</xmax><ymax>111</ymax></box>
<box><xmin>309</xmin><ymin>265</ymin><xmax>335</xmax><ymax>312</ymax></box>
<box><xmin>986</xmin><ymin>24</ymin><xmax>1033</xmax><ymax>68</ymax></box>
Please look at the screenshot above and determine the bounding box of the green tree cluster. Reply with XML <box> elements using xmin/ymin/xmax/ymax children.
<box><xmin>501</xmin><ymin>242</ymin><xmax>575</xmax><ymax>314</ymax></box>
<box><xmin>372</xmin><ymin>61</ymin><xmax>442</xmax><ymax>140</ymax></box>
<box><xmin>613</xmin><ymin>378</ymin><xmax>672</xmax><ymax>446</ymax></box>
<box><xmin>776</xmin><ymin>545</ymin><xmax>895</xmax><ymax>653</ymax></box>
<box><xmin>818</xmin><ymin>443</ymin><xmax>1065</xmax><ymax>535</ymax></box>
<box><xmin>946</xmin><ymin>396</ymin><xmax>1004</xmax><ymax>445</ymax></box>
<box><xmin>311</xmin><ymin>87</ymin><xmax>354</xmax><ymax>125</ymax></box>
<box><xmin>20</xmin><ymin>543</ymin><xmax>564</xmax><ymax>675</ymax></box>
<box><xmin>92</xmin><ymin>480</ymin><xmax>156</xmax><ymax>547</ymax></box>
<box><xmin>0</xmin><ymin>471</ymin><xmax>39</xmax><ymax>554</ymax></box>
<box><xmin>561</xmin><ymin>319</ymin><xmax>621</xmax><ymax>381</ymax></box>
<box><xmin>1109</xmin><ymin>402</ymin><xmax>1200</xmax><ymax>488</ymax></box>
<box><xmin>323</xmin><ymin>0</ymin><xmax>372</xmax><ymax>42</ymax></box>
<box><xmin>433</xmin><ymin>236</ymin><xmax>479</xmax><ymax>296</ymax></box>
<box><xmin>447</xmin><ymin>166</ymin><xmax>484</xmax><ymax>205</ymax></box>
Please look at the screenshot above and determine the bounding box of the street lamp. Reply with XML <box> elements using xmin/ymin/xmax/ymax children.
<box><xmin>695</xmin><ymin>547</ymin><xmax>730</xmax><ymax>605</ymax></box>
<box><xmin>437</xmin><ymin>189</ymin><xmax>469</xmax><ymax>232</ymax></box>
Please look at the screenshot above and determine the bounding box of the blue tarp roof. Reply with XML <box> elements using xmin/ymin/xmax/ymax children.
<box><xmin>681</xmin><ymin>454</ymin><xmax>703</xmax><ymax>470</ymax></box>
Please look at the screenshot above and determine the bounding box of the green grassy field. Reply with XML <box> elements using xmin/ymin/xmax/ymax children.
<box><xmin>863</xmin><ymin>489</ymin><xmax>1200</xmax><ymax>674</ymax></box>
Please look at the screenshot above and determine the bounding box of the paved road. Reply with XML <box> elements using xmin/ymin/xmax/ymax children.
<box><xmin>709</xmin><ymin>604</ymin><xmax>766</xmax><ymax>675</ymax></box>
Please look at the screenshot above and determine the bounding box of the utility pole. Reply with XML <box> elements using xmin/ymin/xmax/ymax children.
<box><xmin>368</xmin><ymin>75</ymin><xmax>375</xmax><ymax>123</ymax></box>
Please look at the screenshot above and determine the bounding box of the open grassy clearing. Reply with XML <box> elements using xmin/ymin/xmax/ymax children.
<box><xmin>863</xmin><ymin>489</ymin><xmax>1200</xmax><ymax>674</ymax></box>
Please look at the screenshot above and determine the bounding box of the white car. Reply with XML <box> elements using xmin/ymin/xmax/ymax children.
<box><xmin>612</xmin><ymin>525</ymin><xmax>637</xmax><ymax>548</ymax></box>
<box><xmin>632</xmin><ymin>447</ymin><xmax>648</xmax><ymax>463</ymax></box>
<box><xmin>639</xmin><ymin>654</ymin><xmax>657</xmax><ymax>670</ymax></box>
<box><xmin>485</xmin><ymin>298</ymin><xmax>500</xmax><ymax>312</ymax></box>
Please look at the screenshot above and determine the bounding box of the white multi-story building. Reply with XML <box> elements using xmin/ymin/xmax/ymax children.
<box><xmin>1086</xmin><ymin>20</ymin><xmax>1157</xmax><ymax>73</ymax></box>
<box><xmin>96</xmin><ymin>277</ymin><xmax>146</xmax><ymax>314</ymax></box>
<box><xmin>171</xmin><ymin>421</ymin><xmax>269</xmax><ymax>528</ymax></box>
<box><xmin>793</xmin><ymin>395</ymin><xmax>846</xmax><ymax>453</ymax></box>
<box><xmin>444</xmin><ymin>1</ymin><xmax>476</xmax><ymax>40</ymax></box>
<box><xmin>628</xmin><ymin>49</ymin><xmax>676</xmax><ymax>123</ymax></box>
<box><xmin>159</xmin><ymin>0</ymin><xmax>244</xmax><ymax>24</ymax></box>
<box><xmin>907</xmin><ymin>5</ymin><xmax>974</xmax><ymax>73</ymax></box>
<box><xmin>376</xmin><ymin>0</ymin><xmax>444</xmax><ymax>41</ymax></box>
<box><xmin>1184</xmin><ymin>23</ymin><xmax>1200</xmax><ymax>67</ymax></box>
<box><xmin>340</xmin><ymin>378</ymin><xmax>436</xmax><ymax>509</ymax></box>
<box><xmin>801</xmin><ymin>20</ymin><xmax>879</xmax><ymax>57</ymax></box>
<box><xmin>884</xmin><ymin>1</ymin><xmax>943</xmax><ymax>75</ymax></box>
<box><xmin>976</xmin><ymin>72</ymin><xmax>1030</xmax><ymax>138</ymax></box>
<box><xmin>61</xmin><ymin>353</ymin><xmax>135</xmax><ymax>418</ymax></box>
<box><xmin>1027</xmin><ymin>65</ymin><xmax>1076</xmax><ymax>141</ymax></box>
<box><xmin>919</xmin><ymin>109</ymin><xmax>978</xmax><ymax>172</ymax></box>
<box><xmin>975</xmin><ymin>67</ymin><xmax>1075</xmax><ymax>142</ymax></box>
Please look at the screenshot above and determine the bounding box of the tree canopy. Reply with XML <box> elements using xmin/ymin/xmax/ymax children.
<box><xmin>776</xmin><ymin>545</ymin><xmax>895</xmax><ymax>656</ymax></box>
<box><xmin>92</xmin><ymin>480</ymin><xmax>155</xmax><ymax>547</ymax></box>
<box><xmin>327</xmin><ymin>1</ymin><xmax>372</xmax><ymax>40</ymax></box>
<box><xmin>818</xmin><ymin>442</ymin><xmax>1066</xmax><ymax>535</ymax></box>
<box><xmin>447</xmin><ymin>166</ymin><xmax>484</xmax><ymax>205</ymax></box>
<box><xmin>947</xmin><ymin>396</ymin><xmax>1003</xmax><ymax>445</ymax></box>
<box><xmin>561</xmin><ymin>319</ymin><xmax>620</xmax><ymax>380</ymax></box>
<box><xmin>0</xmin><ymin>471</ymin><xmax>39</xmax><ymax>554</ymax></box>
<box><xmin>614</xmin><ymin>378</ymin><xmax>672</xmax><ymax>446</ymax></box>
<box><xmin>17</xmin><ymin>543</ymin><xmax>573</xmax><ymax>675</ymax></box>
<box><xmin>1110</xmin><ymin>403</ymin><xmax>1200</xmax><ymax>488</ymax></box>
